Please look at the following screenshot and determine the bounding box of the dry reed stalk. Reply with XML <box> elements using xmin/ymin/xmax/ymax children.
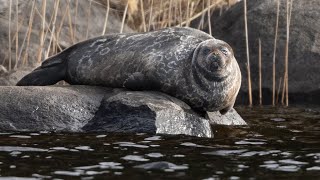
<box><xmin>66</xmin><ymin>0</ymin><xmax>75</xmax><ymax>43</ymax></box>
<box><xmin>272</xmin><ymin>0</ymin><xmax>280</xmax><ymax>106</ymax></box>
<box><xmin>244</xmin><ymin>0</ymin><xmax>252</xmax><ymax>106</ymax></box>
<box><xmin>276</xmin><ymin>77</ymin><xmax>282</xmax><ymax>104</ymax></box>
<box><xmin>16</xmin><ymin>14</ymin><xmax>30</xmax><ymax>67</ymax></box>
<box><xmin>140</xmin><ymin>0</ymin><xmax>147</xmax><ymax>32</ymax></box>
<box><xmin>22</xmin><ymin>0</ymin><xmax>36</xmax><ymax>66</ymax></box>
<box><xmin>258</xmin><ymin>38</ymin><xmax>262</xmax><ymax>105</ymax></box>
<box><xmin>179</xmin><ymin>0</ymin><xmax>223</xmax><ymax>27</ymax></box>
<box><xmin>46</xmin><ymin>0</ymin><xmax>60</xmax><ymax>59</ymax></box>
<box><xmin>157</xmin><ymin>0</ymin><xmax>163</xmax><ymax>29</ymax></box>
<box><xmin>10</xmin><ymin>17</ymin><xmax>26</xmax><ymax>67</ymax></box>
<box><xmin>190</xmin><ymin>1</ymin><xmax>195</xmax><ymax>18</ymax></box>
<box><xmin>33</xmin><ymin>5</ymin><xmax>62</xmax><ymax>53</ymax></box>
<box><xmin>281</xmin><ymin>76</ymin><xmax>286</xmax><ymax>105</ymax></box>
<box><xmin>148</xmin><ymin>0</ymin><xmax>154</xmax><ymax>31</ymax></box>
<box><xmin>73</xmin><ymin>0</ymin><xmax>79</xmax><ymax>41</ymax></box>
<box><xmin>197</xmin><ymin>1</ymin><xmax>205</xmax><ymax>29</ymax></box>
<box><xmin>186</xmin><ymin>0</ymin><xmax>190</xmax><ymax>26</ymax></box>
<box><xmin>179</xmin><ymin>0</ymin><xmax>182</xmax><ymax>27</ymax></box>
<box><xmin>56</xmin><ymin>3</ymin><xmax>69</xmax><ymax>41</ymax></box>
<box><xmin>36</xmin><ymin>0</ymin><xmax>46</xmax><ymax>63</ymax></box>
<box><xmin>160</xmin><ymin>1</ymin><xmax>167</xmax><ymax>28</ymax></box>
<box><xmin>284</xmin><ymin>0</ymin><xmax>293</xmax><ymax>106</ymax></box>
<box><xmin>174</xmin><ymin>0</ymin><xmax>177</xmax><ymax>27</ymax></box>
<box><xmin>41</xmin><ymin>3</ymin><xmax>55</xmax><ymax>46</ymax></box>
<box><xmin>207</xmin><ymin>0</ymin><xmax>212</xmax><ymax>35</ymax></box>
<box><xmin>14</xmin><ymin>0</ymin><xmax>19</xmax><ymax>70</ymax></box>
<box><xmin>102</xmin><ymin>0</ymin><xmax>110</xmax><ymax>35</ymax></box>
<box><xmin>120</xmin><ymin>0</ymin><xmax>129</xmax><ymax>33</ymax></box>
<box><xmin>85</xmin><ymin>0</ymin><xmax>93</xmax><ymax>39</ymax></box>
<box><xmin>8</xmin><ymin>0</ymin><xmax>12</xmax><ymax>71</ymax></box>
<box><xmin>168</xmin><ymin>0</ymin><xmax>172</xmax><ymax>27</ymax></box>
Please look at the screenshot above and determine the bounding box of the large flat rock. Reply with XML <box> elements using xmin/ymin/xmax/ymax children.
<box><xmin>0</xmin><ymin>86</ymin><xmax>247</xmax><ymax>137</ymax></box>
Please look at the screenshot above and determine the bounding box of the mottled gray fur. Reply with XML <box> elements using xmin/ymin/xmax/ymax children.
<box><xmin>17</xmin><ymin>27</ymin><xmax>241</xmax><ymax>114</ymax></box>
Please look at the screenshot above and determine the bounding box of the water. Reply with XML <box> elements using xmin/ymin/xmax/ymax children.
<box><xmin>0</xmin><ymin>106</ymin><xmax>319</xmax><ymax>179</ymax></box>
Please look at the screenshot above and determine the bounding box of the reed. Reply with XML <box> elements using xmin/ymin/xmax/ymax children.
<box><xmin>186</xmin><ymin>0</ymin><xmax>190</xmax><ymax>26</ymax></box>
<box><xmin>284</xmin><ymin>0</ymin><xmax>293</xmax><ymax>106</ymax></box>
<box><xmin>22</xmin><ymin>0</ymin><xmax>36</xmax><ymax>66</ymax></box>
<box><xmin>258</xmin><ymin>38</ymin><xmax>262</xmax><ymax>106</ymax></box>
<box><xmin>168</xmin><ymin>0</ymin><xmax>172</xmax><ymax>27</ymax></box>
<box><xmin>207</xmin><ymin>0</ymin><xmax>212</xmax><ymax>35</ymax></box>
<box><xmin>148</xmin><ymin>0</ymin><xmax>154</xmax><ymax>31</ymax></box>
<box><xmin>85</xmin><ymin>0</ymin><xmax>93</xmax><ymax>39</ymax></box>
<box><xmin>46</xmin><ymin>0</ymin><xmax>60</xmax><ymax>59</ymax></box>
<box><xmin>8</xmin><ymin>0</ymin><xmax>12</xmax><ymax>71</ymax></box>
<box><xmin>120</xmin><ymin>0</ymin><xmax>129</xmax><ymax>33</ymax></box>
<box><xmin>14</xmin><ymin>0</ymin><xmax>19</xmax><ymax>70</ymax></box>
<box><xmin>276</xmin><ymin>77</ymin><xmax>282</xmax><ymax>104</ymax></box>
<box><xmin>179</xmin><ymin>0</ymin><xmax>183</xmax><ymax>27</ymax></box>
<box><xmin>67</xmin><ymin>0</ymin><xmax>75</xmax><ymax>43</ymax></box>
<box><xmin>243</xmin><ymin>0</ymin><xmax>252</xmax><ymax>106</ymax></box>
<box><xmin>272</xmin><ymin>0</ymin><xmax>280</xmax><ymax>106</ymax></box>
<box><xmin>74</xmin><ymin>0</ymin><xmax>79</xmax><ymax>41</ymax></box>
<box><xmin>102</xmin><ymin>0</ymin><xmax>110</xmax><ymax>35</ymax></box>
<box><xmin>37</xmin><ymin>0</ymin><xmax>47</xmax><ymax>63</ymax></box>
<box><xmin>17</xmin><ymin>1</ymin><xmax>33</xmax><ymax>66</ymax></box>
<box><xmin>139</xmin><ymin>0</ymin><xmax>147</xmax><ymax>32</ymax></box>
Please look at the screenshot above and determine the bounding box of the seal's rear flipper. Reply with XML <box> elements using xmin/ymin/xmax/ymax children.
<box><xmin>16</xmin><ymin>57</ymin><xmax>66</xmax><ymax>86</ymax></box>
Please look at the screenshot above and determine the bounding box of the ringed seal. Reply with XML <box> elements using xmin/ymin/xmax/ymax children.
<box><xmin>17</xmin><ymin>27</ymin><xmax>241</xmax><ymax>114</ymax></box>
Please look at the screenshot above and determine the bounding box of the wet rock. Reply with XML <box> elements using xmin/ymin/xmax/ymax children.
<box><xmin>207</xmin><ymin>108</ymin><xmax>247</xmax><ymax>125</ymax></box>
<box><xmin>0</xmin><ymin>86</ymin><xmax>246</xmax><ymax>137</ymax></box>
<box><xmin>83</xmin><ymin>91</ymin><xmax>212</xmax><ymax>137</ymax></box>
<box><xmin>134</xmin><ymin>161</ymin><xmax>188</xmax><ymax>171</ymax></box>
<box><xmin>197</xmin><ymin>0</ymin><xmax>320</xmax><ymax>104</ymax></box>
<box><xmin>0</xmin><ymin>86</ymin><xmax>111</xmax><ymax>132</ymax></box>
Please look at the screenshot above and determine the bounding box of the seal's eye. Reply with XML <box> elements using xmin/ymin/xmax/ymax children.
<box><xmin>203</xmin><ymin>48</ymin><xmax>211</xmax><ymax>55</ymax></box>
<box><xmin>220</xmin><ymin>48</ymin><xmax>229</xmax><ymax>56</ymax></box>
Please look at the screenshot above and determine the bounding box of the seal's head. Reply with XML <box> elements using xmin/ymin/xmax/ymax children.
<box><xmin>189</xmin><ymin>38</ymin><xmax>241</xmax><ymax>114</ymax></box>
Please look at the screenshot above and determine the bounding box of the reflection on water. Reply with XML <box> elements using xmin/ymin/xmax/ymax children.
<box><xmin>0</xmin><ymin>106</ymin><xmax>319</xmax><ymax>179</ymax></box>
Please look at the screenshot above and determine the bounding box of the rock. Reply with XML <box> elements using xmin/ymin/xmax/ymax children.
<box><xmin>0</xmin><ymin>86</ymin><xmax>246</xmax><ymax>137</ymax></box>
<box><xmin>197</xmin><ymin>0</ymin><xmax>320</xmax><ymax>104</ymax></box>
<box><xmin>83</xmin><ymin>91</ymin><xmax>212</xmax><ymax>137</ymax></box>
<box><xmin>0</xmin><ymin>86</ymin><xmax>112</xmax><ymax>132</ymax></box>
<box><xmin>207</xmin><ymin>108</ymin><xmax>247</xmax><ymax>125</ymax></box>
<box><xmin>134</xmin><ymin>161</ymin><xmax>188</xmax><ymax>171</ymax></box>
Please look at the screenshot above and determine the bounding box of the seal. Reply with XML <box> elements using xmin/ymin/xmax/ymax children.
<box><xmin>17</xmin><ymin>27</ymin><xmax>241</xmax><ymax>114</ymax></box>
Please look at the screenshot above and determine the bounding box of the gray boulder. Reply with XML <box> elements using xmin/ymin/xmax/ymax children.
<box><xmin>83</xmin><ymin>91</ymin><xmax>212</xmax><ymax>137</ymax></box>
<box><xmin>0</xmin><ymin>86</ymin><xmax>246</xmax><ymax>137</ymax></box>
<box><xmin>198</xmin><ymin>0</ymin><xmax>320</xmax><ymax>104</ymax></box>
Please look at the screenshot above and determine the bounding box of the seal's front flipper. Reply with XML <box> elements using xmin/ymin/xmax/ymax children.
<box><xmin>123</xmin><ymin>72</ymin><xmax>159</xmax><ymax>90</ymax></box>
<box><xmin>16</xmin><ymin>56</ymin><xmax>66</xmax><ymax>86</ymax></box>
<box><xmin>219</xmin><ymin>100</ymin><xmax>235</xmax><ymax>115</ymax></box>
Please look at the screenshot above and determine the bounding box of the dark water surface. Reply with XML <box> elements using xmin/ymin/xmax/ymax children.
<box><xmin>0</xmin><ymin>106</ymin><xmax>319</xmax><ymax>179</ymax></box>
